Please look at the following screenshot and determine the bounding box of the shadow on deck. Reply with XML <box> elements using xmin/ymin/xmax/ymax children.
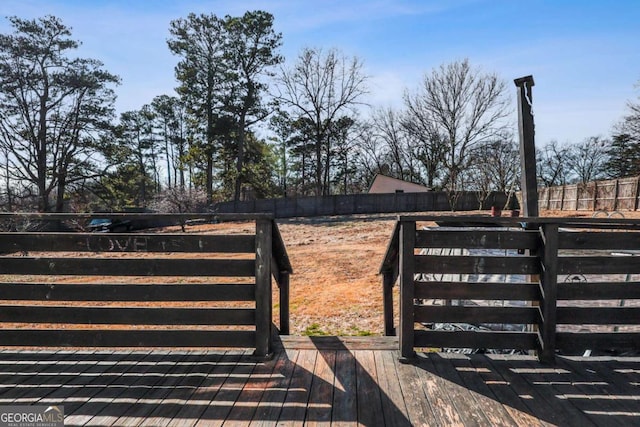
<box><xmin>0</xmin><ymin>337</ymin><xmax>638</xmax><ymax>426</ymax></box>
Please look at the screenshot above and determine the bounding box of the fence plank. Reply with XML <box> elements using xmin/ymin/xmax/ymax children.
<box><xmin>0</xmin><ymin>233</ymin><xmax>255</xmax><ymax>253</ymax></box>
<box><xmin>414</xmin><ymin>305</ymin><xmax>540</xmax><ymax>325</ymax></box>
<box><xmin>415</xmin><ymin>255</ymin><xmax>540</xmax><ymax>275</ymax></box>
<box><xmin>414</xmin><ymin>281</ymin><xmax>540</xmax><ymax>301</ymax></box>
<box><xmin>415</xmin><ymin>230</ymin><xmax>539</xmax><ymax>250</ymax></box>
<box><xmin>558</xmin><ymin>256</ymin><xmax>640</xmax><ymax>274</ymax></box>
<box><xmin>0</xmin><ymin>306</ymin><xmax>255</xmax><ymax>325</ymax></box>
<box><xmin>556</xmin><ymin>332</ymin><xmax>640</xmax><ymax>352</ymax></box>
<box><xmin>559</xmin><ymin>231</ymin><xmax>640</xmax><ymax>250</ymax></box>
<box><xmin>0</xmin><ymin>329</ymin><xmax>256</xmax><ymax>347</ymax></box>
<box><xmin>414</xmin><ymin>330</ymin><xmax>538</xmax><ymax>350</ymax></box>
<box><xmin>0</xmin><ymin>257</ymin><xmax>255</xmax><ymax>276</ymax></box>
<box><xmin>0</xmin><ymin>283</ymin><xmax>256</xmax><ymax>301</ymax></box>
<box><xmin>557</xmin><ymin>307</ymin><xmax>640</xmax><ymax>325</ymax></box>
<box><xmin>557</xmin><ymin>282</ymin><xmax>640</xmax><ymax>300</ymax></box>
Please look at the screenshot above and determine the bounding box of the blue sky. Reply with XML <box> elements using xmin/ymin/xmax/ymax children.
<box><xmin>1</xmin><ymin>0</ymin><xmax>639</xmax><ymax>145</ymax></box>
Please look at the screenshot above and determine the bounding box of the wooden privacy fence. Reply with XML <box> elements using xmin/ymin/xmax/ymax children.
<box><xmin>538</xmin><ymin>175</ymin><xmax>640</xmax><ymax>211</ymax></box>
<box><xmin>380</xmin><ymin>216</ymin><xmax>640</xmax><ymax>363</ymax></box>
<box><xmin>0</xmin><ymin>213</ymin><xmax>292</xmax><ymax>357</ymax></box>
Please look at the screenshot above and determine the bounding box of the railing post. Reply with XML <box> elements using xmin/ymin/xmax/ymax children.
<box><xmin>279</xmin><ymin>271</ymin><xmax>290</xmax><ymax>335</ymax></box>
<box><xmin>383</xmin><ymin>271</ymin><xmax>395</xmax><ymax>336</ymax></box>
<box><xmin>399</xmin><ymin>220</ymin><xmax>416</xmax><ymax>360</ymax></box>
<box><xmin>539</xmin><ymin>223</ymin><xmax>559</xmax><ymax>363</ymax></box>
<box><xmin>255</xmin><ymin>219</ymin><xmax>273</xmax><ymax>358</ymax></box>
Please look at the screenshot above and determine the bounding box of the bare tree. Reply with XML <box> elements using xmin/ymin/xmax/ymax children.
<box><xmin>274</xmin><ymin>47</ymin><xmax>368</xmax><ymax>196</ymax></box>
<box><xmin>403</xmin><ymin>59</ymin><xmax>509</xmax><ymax>191</ymax></box>
<box><xmin>537</xmin><ymin>140</ymin><xmax>572</xmax><ymax>187</ymax></box>
<box><xmin>371</xmin><ymin>107</ymin><xmax>410</xmax><ymax>180</ymax></box>
<box><xmin>567</xmin><ymin>136</ymin><xmax>609</xmax><ymax>184</ymax></box>
<box><xmin>464</xmin><ymin>135</ymin><xmax>520</xmax><ymax>208</ymax></box>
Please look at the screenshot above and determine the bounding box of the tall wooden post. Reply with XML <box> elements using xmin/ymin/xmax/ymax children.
<box><xmin>255</xmin><ymin>219</ymin><xmax>273</xmax><ymax>358</ymax></box>
<box><xmin>514</xmin><ymin>76</ymin><xmax>539</xmax><ymax>217</ymax></box>
<box><xmin>399</xmin><ymin>220</ymin><xmax>416</xmax><ymax>360</ymax></box>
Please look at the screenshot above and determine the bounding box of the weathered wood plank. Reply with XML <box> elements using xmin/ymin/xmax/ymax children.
<box><xmin>0</xmin><ymin>330</ymin><xmax>255</xmax><ymax>348</ymax></box>
<box><xmin>0</xmin><ymin>306</ymin><xmax>255</xmax><ymax>326</ymax></box>
<box><xmin>411</xmin><ymin>353</ymin><xmax>467</xmax><ymax>426</ymax></box>
<box><xmin>415</xmin><ymin>255</ymin><xmax>540</xmax><ymax>275</ymax></box>
<box><xmin>331</xmin><ymin>350</ymin><xmax>358</xmax><ymax>426</ymax></box>
<box><xmin>165</xmin><ymin>351</ymin><xmax>244</xmax><ymax>427</ymax></box>
<box><xmin>399</xmin><ymin>220</ymin><xmax>416</xmax><ymax>359</ymax></box>
<box><xmin>485</xmin><ymin>355</ymin><xmax>593</xmax><ymax>426</ymax></box>
<box><xmin>393</xmin><ymin>353</ymin><xmax>438</xmax><ymax>426</ymax></box>
<box><xmin>193</xmin><ymin>351</ymin><xmax>257</xmax><ymax>426</ymax></box>
<box><xmin>251</xmin><ymin>348</ymin><xmax>299</xmax><ymax>426</ymax></box>
<box><xmin>557</xmin><ymin>307</ymin><xmax>640</xmax><ymax>325</ymax></box>
<box><xmin>0</xmin><ymin>233</ymin><xmax>255</xmax><ymax>254</ymax></box>
<box><xmin>414</xmin><ymin>330</ymin><xmax>538</xmax><ymax>351</ymax></box>
<box><xmin>527</xmin><ymin>357</ymin><xmax>627</xmax><ymax>427</ymax></box>
<box><xmin>140</xmin><ymin>351</ymin><xmax>224</xmax><ymax>427</ymax></box>
<box><xmin>437</xmin><ymin>353</ymin><xmax>519</xmax><ymax>427</ymax></box>
<box><xmin>113</xmin><ymin>352</ymin><xmax>194</xmax><ymax>427</ymax></box>
<box><xmin>70</xmin><ymin>351</ymin><xmax>168</xmax><ymax>426</ymax></box>
<box><xmin>557</xmin><ymin>282</ymin><xmax>640</xmax><ymax>300</ymax></box>
<box><xmin>415</xmin><ymin>229</ymin><xmax>540</xmax><ymax>250</ymax></box>
<box><xmin>278</xmin><ymin>349</ymin><xmax>317</xmax><ymax>425</ymax></box>
<box><xmin>556</xmin><ymin>332</ymin><xmax>640</xmax><ymax>352</ymax></box>
<box><xmin>225</xmin><ymin>351</ymin><xmax>282</xmax><ymax>425</ymax></box>
<box><xmin>558</xmin><ymin>256</ymin><xmax>640</xmax><ymax>275</ymax></box>
<box><xmin>414</xmin><ymin>305</ymin><xmax>540</xmax><ymax>325</ymax></box>
<box><xmin>375</xmin><ymin>350</ymin><xmax>412</xmax><ymax>427</ymax></box>
<box><xmin>466</xmin><ymin>355</ymin><xmax>547</xmax><ymax>427</ymax></box>
<box><xmin>255</xmin><ymin>219</ymin><xmax>273</xmax><ymax>357</ymax></box>
<box><xmin>415</xmin><ymin>281</ymin><xmax>541</xmax><ymax>301</ymax></box>
<box><xmin>0</xmin><ymin>350</ymin><xmax>81</xmax><ymax>402</ymax></box>
<box><xmin>428</xmin><ymin>353</ymin><xmax>492</xmax><ymax>426</ymax></box>
<box><xmin>353</xmin><ymin>350</ymin><xmax>385</xmax><ymax>427</ymax></box>
<box><xmin>0</xmin><ymin>283</ymin><xmax>256</xmax><ymax>302</ymax></box>
<box><xmin>0</xmin><ymin>257</ymin><xmax>255</xmax><ymax>277</ymax></box>
<box><xmin>559</xmin><ymin>231</ymin><xmax>640</xmax><ymax>250</ymax></box>
<box><xmin>305</xmin><ymin>350</ymin><xmax>336</xmax><ymax>426</ymax></box>
<box><xmin>540</xmin><ymin>223</ymin><xmax>559</xmax><ymax>363</ymax></box>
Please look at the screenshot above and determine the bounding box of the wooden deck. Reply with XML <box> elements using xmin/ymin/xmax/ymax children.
<box><xmin>0</xmin><ymin>337</ymin><xmax>638</xmax><ymax>426</ymax></box>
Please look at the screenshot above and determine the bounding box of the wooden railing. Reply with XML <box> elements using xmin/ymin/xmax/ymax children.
<box><xmin>0</xmin><ymin>213</ymin><xmax>292</xmax><ymax>358</ymax></box>
<box><xmin>380</xmin><ymin>216</ymin><xmax>640</xmax><ymax>362</ymax></box>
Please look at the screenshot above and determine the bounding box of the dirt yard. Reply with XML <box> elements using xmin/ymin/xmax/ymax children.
<box><xmin>179</xmin><ymin>209</ymin><xmax>640</xmax><ymax>336</ymax></box>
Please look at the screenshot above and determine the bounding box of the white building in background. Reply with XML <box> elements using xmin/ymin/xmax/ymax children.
<box><xmin>368</xmin><ymin>174</ymin><xmax>430</xmax><ymax>194</ymax></box>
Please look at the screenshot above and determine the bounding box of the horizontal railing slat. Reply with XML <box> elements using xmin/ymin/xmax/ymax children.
<box><xmin>414</xmin><ymin>281</ymin><xmax>540</xmax><ymax>301</ymax></box>
<box><xmin>0</xmin><ymin>306</ymin><xmax>255</xmax><ymax>325</ymax></box>
<box><xmin>414</xmin><ymin>330</ymin><xmax>538</xmax><ymax>350</ymax></box>
<box><xmin>0</xmin><ymin>257</ymin><xmax>255</xmax><ymax>277</ymax></box>
<box><xmin>558</xmin><ymin>256</ymin><xmax>640</xmax><ymax>275</ymax></box>
<box><xmin>559</xmin><ymin>231</ymin><xmax>640</xmax><ymax>250</ymax></box>
<box><xmin>557</xmin><ymin>307</ymin><xmax>640</xmax><ymax>325</ymax></box>
<box><xmin>414</xmin><ymin>305</ymin><xmax>540</xmax><ymax>325</ymax></box>
<box><xmin>0</xmin><ymin>283</ymin><xmax>256</xmax><ymax>301</ymax></box>
<box><xmin>415</xmin><ymin>255</ymin><xmax>540</xmax><ymax>275</ymax></box>
<box><xmin>0</xmin><ymin>233</ymin><xmax>255</xmax><ymax>254</ymax></box>
<box><xmin>415</xmin><ymin>229</ymin><xmax>539</xmax><ymax>250</ymax></box>
<box><xmin>556</xmin><ymin>332</ymin><xmax>640</xmax><ymax>352</ymax></box>
<box><xmin>557</xmin><ymin>282</ymin><xmax>640</xmax><ymax>300</ymax></box>
<box><xmin>0</xmin><ymin>329</ymin><xmax>256</xmax><ymax>347</ymax></box>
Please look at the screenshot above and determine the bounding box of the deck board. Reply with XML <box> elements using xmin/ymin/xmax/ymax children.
<box><xmin>0</xmin><ymin>338</ymin><xmax>638</xmax><ymax>426</ymax></box>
